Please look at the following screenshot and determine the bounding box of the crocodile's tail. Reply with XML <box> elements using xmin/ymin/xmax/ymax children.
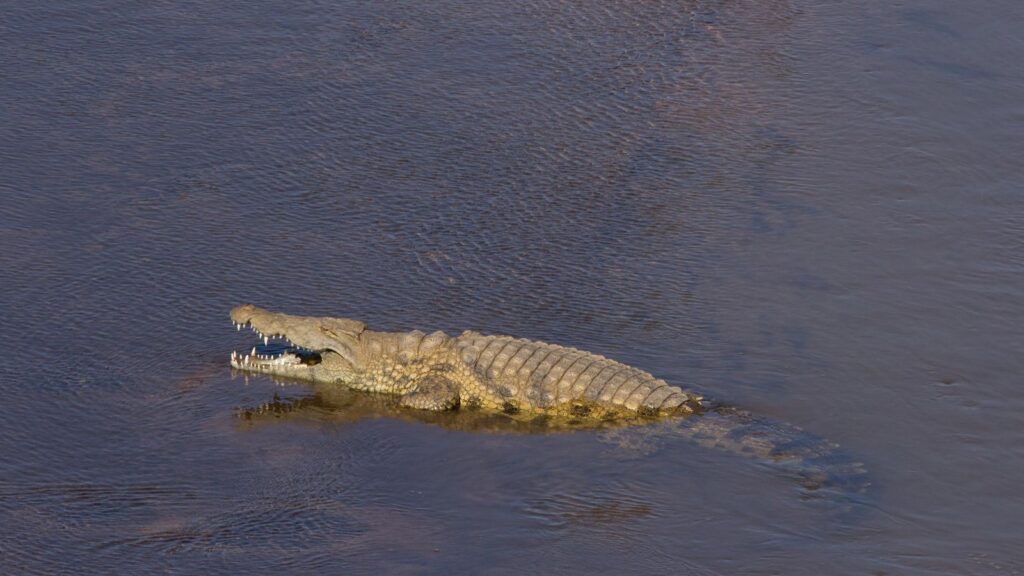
<box><xmin>669</xmin><ymin>403</ymin><xmax>870</xmax><ymax>501</ymax></box>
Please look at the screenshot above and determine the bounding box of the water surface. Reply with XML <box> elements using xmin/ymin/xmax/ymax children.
<box><xmin>2</xmin><ymin>1</ymin><xmax>1022</xmax><ymax>574</ymax></box>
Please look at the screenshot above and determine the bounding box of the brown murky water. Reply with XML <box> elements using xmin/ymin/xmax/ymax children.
<box><xmin>2</xmin><ymin>1</ymin><xmax>1022</xmax><ymax>574</ymax></box>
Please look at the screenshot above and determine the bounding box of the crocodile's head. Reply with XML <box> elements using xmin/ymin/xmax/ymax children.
<box><xmin>229</xmin><ymin>304</ymin><xmax>367</xmax><ymax>384</ymax></box>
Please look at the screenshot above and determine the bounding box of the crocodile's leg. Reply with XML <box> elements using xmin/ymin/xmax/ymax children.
<box><xmin>400</xmin><ymin>373</ymin><xmax>461</xmax><ymax>410</ymax></box>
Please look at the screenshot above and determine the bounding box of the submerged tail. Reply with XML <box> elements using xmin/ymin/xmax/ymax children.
<box><xmin>670</xmin><ymin>403</ymin><xmax>870</xmax><ymax>500</ymax></box>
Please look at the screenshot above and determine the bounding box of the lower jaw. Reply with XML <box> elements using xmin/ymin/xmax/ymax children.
<box><xmin>230</xmin><ymin>358</ymin><xmax>310</xmax><ymax>379</ymax></box>
<box><xmin>230</xmin><ymin>363</ymin><xmax>316</xmax><ymax>385</ymax></box>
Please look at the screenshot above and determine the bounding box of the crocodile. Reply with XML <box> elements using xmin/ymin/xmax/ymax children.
<box><xmin>229</xmin><ymin>304</ymin><xmax>705</xmax><ymax>419</ymax></box>
<box><xmin>228</xmin><ymin>304</ymin><xmax>869</xmax><ymax>497</ymax></box>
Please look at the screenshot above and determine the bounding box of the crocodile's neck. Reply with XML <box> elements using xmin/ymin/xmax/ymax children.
<box><xmin>348</xmin><ymin>329</ymin><xmax>465</xmax><ymax>396</ymax></box>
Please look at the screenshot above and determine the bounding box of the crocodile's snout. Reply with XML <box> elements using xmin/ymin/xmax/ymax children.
<box><xmin>230</xmin><ymin>303</ymin><xmax>260</xmax><ymax>325</ymax></box>
<box><xmin>229</xmin><ymin>305</ymin><xmax>367</xmax><ymax>379</ymax></box>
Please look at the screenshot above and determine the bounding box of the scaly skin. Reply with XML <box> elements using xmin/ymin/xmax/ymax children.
<box><xmin>229</xmin><ymin>304</ymin><xmax>703</xmax><ymax>418</ymax></box>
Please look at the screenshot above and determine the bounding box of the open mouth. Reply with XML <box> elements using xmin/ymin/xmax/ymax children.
<box><xmin>229</xmin><ymin>320</ymin><xmax>322</xmax><ymax>373</ymax></box>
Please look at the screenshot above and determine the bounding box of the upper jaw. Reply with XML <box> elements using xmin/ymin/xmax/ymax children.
<box><xmin>230</xmin><ymin>304</ymin><xmax>300</xmax><ymax>345</ymax></box>
<box><xmin>229</xmin><ymin>304</ymin><xmax>366</xmax><ymax>371</ymax></box>
<box><xmin>229</xmin><ymin>304</ymin><xmax>365</xmax><ymax>356</ymax></box>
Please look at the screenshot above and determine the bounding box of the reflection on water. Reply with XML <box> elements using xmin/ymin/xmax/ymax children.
<box><xmin>2</xmin><ymin>0</ymin><xmax>1023</xmax><ymax>573</ymax></box>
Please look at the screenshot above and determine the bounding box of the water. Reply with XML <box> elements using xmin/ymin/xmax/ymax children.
<box><xmin>2</xmin><ymin>1</ymin><xmax>1022</xmax><ymax>574</ymax></box>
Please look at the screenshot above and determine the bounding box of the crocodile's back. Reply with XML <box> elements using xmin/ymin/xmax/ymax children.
<box><xmin>454</xmin><ymin>333</ymin><xmax>698</xmax><ymax>414</ymax></box>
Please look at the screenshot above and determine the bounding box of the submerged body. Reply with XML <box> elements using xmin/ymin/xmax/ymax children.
<box><xmin>229</xmin><ymin>304</ymin><xmax>703</xmax><ymax>419</ymax></box>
